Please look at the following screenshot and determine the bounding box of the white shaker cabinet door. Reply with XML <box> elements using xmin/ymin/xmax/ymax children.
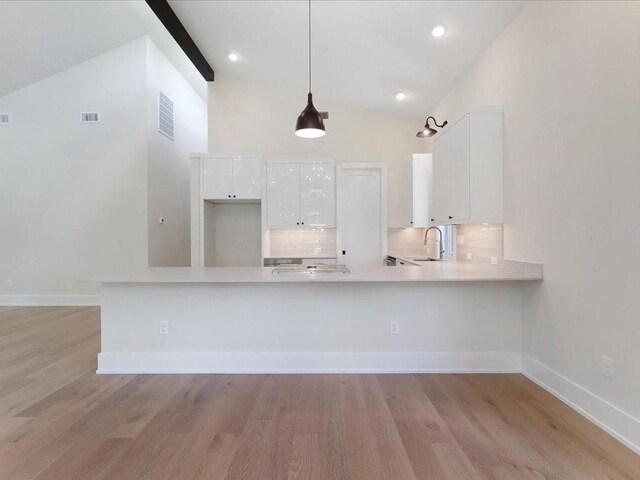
<box><xmin>203</xmin><ymin>158</ymin><xmax>233</xmax><ymax>200</ymax></box>
<box><xmin>445</xmin><ymin>115</ymin><xmax>470</xmax><ymax>222</ymax></box>
<box><xmin>232</xmin><ymin>158</ymin><xmax>262</xmax><ymax>200</ymax></box>
<box><xmin>300</xmin><ymin>163</ymin><xmax>335</xmax><ymax>227</ymax></box>
<box><xmin>266</xmin><ymin>163</ymin><xmax>301</xmax><ymax>227</ymax></box>
<box><xmin>432</xmin><ymin>115</ymin><xmax>470</xmax><ymax>222</ymax></box>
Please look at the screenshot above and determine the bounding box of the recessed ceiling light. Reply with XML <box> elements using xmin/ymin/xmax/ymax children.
<box><xmin>395</xmin><ymin>92</ymin><xmax>407</xmax><ymax>100</ymax></box>
<box><xmin>228</xmin><ymin>52</ymin><xmax>239</xmax><ymax>62</ymax></box>
<box><xmin>431</xmin><ymin>25</ymin><xmax>446</xmax><ymax>37</ymax></box>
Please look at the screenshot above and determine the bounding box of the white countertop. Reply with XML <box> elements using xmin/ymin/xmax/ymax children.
<box><xmin>87</xmin><ymin>262</ymin><xmax>542</xmax><ymax>284</ymax></box>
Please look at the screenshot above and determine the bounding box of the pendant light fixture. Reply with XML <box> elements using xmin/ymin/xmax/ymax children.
<box><xmin>295</xmin><ymin>0</ymin><xmax>325</xmax><ymax>138</ymax></box>
<box><xmin>416</xmin><ymin>116</ymin><xmax>448</xmax><ymax>138</ymax></box>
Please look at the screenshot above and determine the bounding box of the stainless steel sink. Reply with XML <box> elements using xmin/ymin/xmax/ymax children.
<box><xmin>272</xmin><ymin>264</ymin><xmax>351</xmax><ymax>275</ymax></box>
<box><xmin>409</xmin><ymin>257</ymin><xmax>440</xmax><ymax>262</ymax></box>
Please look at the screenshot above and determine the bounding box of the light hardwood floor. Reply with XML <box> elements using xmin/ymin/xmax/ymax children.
<box><xmin>1</xmin><ymin>306</ymin><xmax>639</xmax><ymax>480</ymax></box>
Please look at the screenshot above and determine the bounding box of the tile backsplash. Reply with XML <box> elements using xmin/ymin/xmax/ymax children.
<box><xmin>387</xmin><ymin>228</ymin><xmax>427</xmax><ymax>257</ymax></box>
<box><xmin>456</xmin><ymin>224</ymin><xmax>503</xmax><ymax>266</ymax></box>
<box><xmin>267</xmin><ymin>228</ymin><xmax>337</xmax><ymax>257</ymax></box>
<box><xmin>268</xmin><ymin>227</ymin><xmax>430</xmax><ymax>259</ymax></box>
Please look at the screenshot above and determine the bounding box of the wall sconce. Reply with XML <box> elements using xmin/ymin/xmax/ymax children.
<box><xmin>416</xmin><ymin>116</ymin><xmax>448</xmax><ymax>138</ymax></box>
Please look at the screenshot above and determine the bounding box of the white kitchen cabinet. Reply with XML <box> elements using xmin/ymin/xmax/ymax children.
<box><xmin>232</xmin><ymin>158</ymin><xmax>262</xmax><ymax>199</ymax></box>
<box><xmin>203</xmin><ymin>157</ymin><xmax>262</xmax><ymax>200</ymax></box>
<box><xmin>402</xmin><ymin>154</ymin><xmax>432</xmax><ymax>227</ymax></box>
<box><xmin>266</xmin><ymin>162</ymin><xmax>335</xmax><ymax>228</ymax></box>
<box><xmin>266</xmin><ymin>164</ymin><xmax>301</xmax><ymax>227</ymax></box>
<box><xmin>203</xmin><ymin>158</ymin><xmax>233</xmax><ymax>200</ymax></box>
<box><xmin>300</xmin><ymin>163</ymin><xmax>335</xmax><ymax>227</ymax></box>
<box><xmin>431</xmin><ymin>106</ymin><xmax>503</xmax><ymax>225</ymax></box>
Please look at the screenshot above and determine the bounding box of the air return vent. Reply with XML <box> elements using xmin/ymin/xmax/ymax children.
<box><xmin>158</xmin><ymin>91</ymin><xmax>174</xmax><ymax>140</ymax></box>
<box><xmin>80</xmin><ymin>112</ymin><xmax>99</xmax><ymax>123</ymax></box>
<box><xmin>0</xmin><ymin>114</ymin><xmax>11</xmax><ymax>124</ymax></box>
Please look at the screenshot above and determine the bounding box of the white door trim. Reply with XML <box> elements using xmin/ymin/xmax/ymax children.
<box><xmin>336</xmin><ymin>163</ymin><xmax>387</xmax><ymax>266</ymax></box>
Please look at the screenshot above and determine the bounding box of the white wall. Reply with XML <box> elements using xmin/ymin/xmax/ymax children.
<box><xmin>432</xmin><ymin>1</ymin><xmax>640</xmax><ymax>419</ymax></box>
<box><xmin>207</xmin><ymin>74</ymin><xmax>426</xmax><ymax>225</ymax></box>
<box><xmin>0</xmin><ymin>37</ymin><xmax>208</xmax><ymax>299</ymax></box>
<box><xmin>145</xmin><ymin>39</ymin><xmax>207</xmax><ymax>267</ymax></box>
<box><xmin>0</xmin><ymin>39</ymin><xmax>149</xmax><ymax>298</ymax></box>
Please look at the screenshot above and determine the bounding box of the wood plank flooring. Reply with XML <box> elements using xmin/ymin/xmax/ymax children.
<box><xmin>1</xmin><ymin>306</ymin><xmax>639</xmax><ymax>480</ymax></box>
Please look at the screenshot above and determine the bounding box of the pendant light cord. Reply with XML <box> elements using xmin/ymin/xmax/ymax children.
<box><xmin>308</xmin><ymin>0</ymin><xmax>312</xmax><ymax>93</ymax></box>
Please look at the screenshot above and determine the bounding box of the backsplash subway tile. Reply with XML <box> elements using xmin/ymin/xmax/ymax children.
<box><xmin>268</xmin><ymin>228</ymin><xmax>337</xmax><ymax>257</ymax></box>
<box><xmin>456</xmin><ymin>224</ymin><xmax>503</xmax><ymax>266</ymax></box>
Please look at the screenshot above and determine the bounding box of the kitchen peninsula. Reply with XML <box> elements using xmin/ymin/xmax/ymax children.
<box><xmin>91</xmin><ymin>261</ymin><xmax>542</xmax><ymax>374</ymax></box>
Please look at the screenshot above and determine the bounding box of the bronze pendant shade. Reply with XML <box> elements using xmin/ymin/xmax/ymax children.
<box><xmin>295</xmin><ymin>0</ymin><xmax>325</xmax><ymax>138</ymax></box>
<box><xmin>296</xmin><ymin>93</ymin><xmax>325</xmax><ymax>138</ymax></box>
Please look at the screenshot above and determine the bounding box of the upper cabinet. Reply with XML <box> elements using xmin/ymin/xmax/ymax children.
<box><xmin>266</xmin><ymin>162</ymin><xmax>335</xmax><ymax>228</ymax></box>
<box><xmin>431</xmin><ymin>107</ymin><xmax>503</xmax><ymax>225</ymax></box>
<box><xmin>300</xmin><ymin>163</ymin><xmax>336</xmax><ymax>227</ymax></box>
<box><xmin>266</xmin><ymin>164</ymin><xmax>301</xmax><ymax>227</ymax></box>
<box><xmin>402</xmin><ymin>154</ymin><xmax>432</xmax><ymax>228</ymax></box>
<box><xmin>203</xmin><ymin>157</ymin><xmax>262</xmax><ymax>200</ymax></box>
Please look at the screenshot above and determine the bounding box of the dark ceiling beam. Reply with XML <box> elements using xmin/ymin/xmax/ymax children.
<box><xmin>145</xmin><ymin>0</ymin><xmax>215</xmax><ymax>81</ymax></box>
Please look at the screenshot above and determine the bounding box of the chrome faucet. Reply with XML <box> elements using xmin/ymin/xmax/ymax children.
<box><xmin>424</xmin><ymin>226</ymin><xmax>444</xmax><ymax>260</ymax></box>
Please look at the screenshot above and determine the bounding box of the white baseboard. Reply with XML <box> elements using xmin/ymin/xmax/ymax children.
<box><xmin>0</xmin><ymin>295</ymin><xmax>101</xmax><ymax>306</ymax></box>
<box><xmin>97</xmin><ymin>350</ymin><xmax>521</xmax><ymax>375</ymax></box>
<box><xmin>522</xmin><ymin>355</ymin><xmax>640</xmax><ymax>455</ymax></box>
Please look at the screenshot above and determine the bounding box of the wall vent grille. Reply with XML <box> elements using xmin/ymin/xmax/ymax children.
<box><xmin>0</xmin><ymin>114</ymin><xmax>11</xmax><ymax>124</ymax></box>
<box><xmin>158</xmin><ymin>91</ymin><xmax>174</xmax><ymax>140</ymax></box>
<box><xmin>80</xmin><ymin>112</ymin><xmax>99</xmax><ymax>123</ymax></box>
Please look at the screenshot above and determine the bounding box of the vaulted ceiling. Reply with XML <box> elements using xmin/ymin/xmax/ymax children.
<box><xmin>0</xmin><ymin>1</ymin><xmax>525</xmax><ymax>117</ymax></box>
<box><xmin>0</xmin><ymin>1</ymin><xmax>205</xmax><ymax>99</ymax></box>
<box><xmin>169</xmin><ymin>0</ymin><xmax>526</xmax><ymax>117</ymax></box>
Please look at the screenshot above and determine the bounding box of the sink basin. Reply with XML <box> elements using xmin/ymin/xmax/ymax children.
<box><xmin>272</xmin><ymin>264</ymin><xmax>351</xmax><ymax>275</ymax></box>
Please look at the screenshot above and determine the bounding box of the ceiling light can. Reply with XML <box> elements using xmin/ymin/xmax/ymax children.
<box><xmin>431</xmin><ymin>25</ymin><xmax>446</xmax><ymax>37</ymax></box>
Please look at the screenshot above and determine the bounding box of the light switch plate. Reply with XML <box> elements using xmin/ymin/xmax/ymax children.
<box><xmin>491</xmin><ymin>256</ymin><xmax>499</xmax><ymax>266</ymax></box>
<box><xmin>457</xmin><ymin>235</ymin><xmax>464</xmax><ymax>245</ymax></box>
<box><xmin>465</xmin><ymin>253</ymin><xmax>472</xmax><ymax>260</ymax></box>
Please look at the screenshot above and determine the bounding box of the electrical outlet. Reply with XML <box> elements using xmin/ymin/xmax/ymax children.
<box><xmin>389</xmin><ymin>320</ymin><xmax>399</xmax><ymax>335</ymax></box>
<box><xmin>491</xmin><ymin>256</ymin><xmax>499</xmax><ymax>266</ymax></box>
<box><xmin>465</xmin><ymin>253</ymin><xmax>472</xmax><ymax>261</ymax></box>
<box><xmin>602</xmin><ymin>355</ymin><xmax>613</xmax><ymax>379</ymax></box>
<box><xmin>159</xmin><ymin>320</ymin><xmax>169</xmax><ymax>335</ymax></box>
<box><xmin>5</xmin><ymin>279</ymin><xmax>12</xmax><ymax>288</ymax></box>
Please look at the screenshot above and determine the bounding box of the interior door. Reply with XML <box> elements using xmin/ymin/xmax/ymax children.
<box><xmin>266</xmin><ymin>163</ymin><xmax>300</xmax><ymax>227</ymax></box>
<box><xmin>203</xmin><ymin>158</ymin><xmax>233</xmax><ymax>200</ymax></box>
<box><xmin>338</xmin><ymin>168</ymin><xmax>383</xmax><ymax>266</ymax></box>
<box><xmin>232</xmin><ymin>158</ymin><xmax>262</xmax><ymax>200</ymax></box>
<box><xmin>300</xmin><ymin>163</ymin><xmax>335</xmax><ymax>227</ymax></box>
